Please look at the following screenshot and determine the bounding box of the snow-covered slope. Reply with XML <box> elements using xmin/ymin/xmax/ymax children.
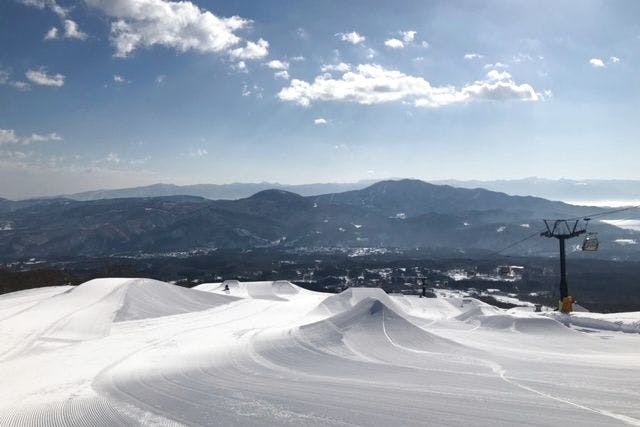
<box><xmin>1</xmin><ymin>281</ymin><xmax>639</xmax><ymax>426</ymax></box>
<box><xmin>195</xmin><ymin>279</ymin><xmax>314</xmax><ymax>301</ymax></box>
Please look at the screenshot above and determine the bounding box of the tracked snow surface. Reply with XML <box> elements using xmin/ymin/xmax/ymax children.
<box><xmin>0</xmin><ymin>278</ymin><xmax>639</xmax><ymax>426</ymax></box>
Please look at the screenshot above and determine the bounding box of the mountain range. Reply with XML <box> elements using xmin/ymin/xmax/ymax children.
<box><xmin>21</xmin><ymin>178</ymin><xmax>640</xmax><ymax>206</ymax></box>
<box><xmin>1</xmin><ymin>179</ymin><xmax>637</xmax><ymax>260</ymax></box>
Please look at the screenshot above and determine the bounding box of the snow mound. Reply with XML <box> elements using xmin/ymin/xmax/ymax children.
<box><xmin>454</xmin><ymin>303</ymin><xmax>502</xmax><ymax>321</ymax></box>
<box><xmin>301</xmin><ymin>297</ymin><xmax>463</xmax><ymax>354</ymax></box>
<box><xmin>473</xmin><ymin>314</ymin><xmax>571</xmax><ymax>335</ymax></box>
<box><xmin>548</xmin><ymin>311</ymin><xmax>640</xmax><ymax>334</ymax></box>
<box><xmin>194</xmin><ymin>280</ymin><xmax>308</xmax><ymax>301</ymax></box>
<box><xmin>311</xmin><ymin>287</ymin><xmax>402</xmax><ymax>317</ymax></box>
<box><xmin>114</xmin><ymin>278</ymin><xmax>236</xmax><ymax>322</ymax></box>
<box><xmin>3</xmin><ymin>278</ymin><xmax>236</xmax><ymax>344</ymax></box>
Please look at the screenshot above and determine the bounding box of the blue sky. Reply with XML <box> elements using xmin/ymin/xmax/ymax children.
<box><xmin>1</xmin><ymin>0</ymin><xmax>639</xmax><ymax>198</ymax></box>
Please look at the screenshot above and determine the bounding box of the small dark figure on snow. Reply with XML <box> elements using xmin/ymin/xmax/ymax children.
<box><xmin>223</xmin><ymin>284</ymin><xmax>230</xmax><ymax>292</ymax></box>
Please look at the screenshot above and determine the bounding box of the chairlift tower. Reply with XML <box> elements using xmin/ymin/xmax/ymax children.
<box><xmin>540</xmin><ymin>219</ymin><xmax>587</xmax><ymax>312</ymax></box>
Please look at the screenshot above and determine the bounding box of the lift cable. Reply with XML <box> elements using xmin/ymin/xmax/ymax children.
<box><xmin>477</xmin><ymin>229</ymin><xmax>545</xmax><ymax>260</ymax></box>
<box><xmin>567</xmin><ymin>204</ymin><xmax>640</xmax><ymax>221</ymax></box>
<box><xmin>468</xmin><ymin>204</ymin><xmax>640</xmax><ymax>261</ymax></box>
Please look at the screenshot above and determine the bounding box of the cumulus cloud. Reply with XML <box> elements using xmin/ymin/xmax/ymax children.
<box><xmin>155</xmin><ymin>74</ymin><xmax>166</xmax><ymax>85</ymax></box>
<box><xmin>44</xmin><ymin>26</ymin><xmax>59</xmax><ymax>40</ymax></box>
<box><xmin>384</xmin><ymin>38</ymin><xmax>404</xmax><ymax>49</ymax></box>
<box><xmin>0</xmin><ymin>128</ymin><xmax>62</xmax><ymax>145</ymax></box>
<box><xmin>113</xmin><ymin>74</ymin><xmax>128</xmax><ymax>83</ymax></box>
<box><xmin>314</xmin><ymin>118</ymin><xmax>327</xmax><ymax>125</ymax></box>
<box><xmin>17</xmin><ymin>0</ymin><xmax>67</xmax><ymax>18</ymax></box>
<box><xmin>609</xmin><ymin>56</ymin><xmax>620</xmax><ymax>64</ymax></box>
<box><xmin>85</xmin><ymin>0</ymin><xmax>266</xmax><ymax>59</ymax></box>
<box><xmin>278</xmin><ymin>64</ymin><xmax>538</xmax><ymax>108</ymax></box>
<box><xmin>63</xmin><ymin>19</ymin><xmax>88</xmax><ymax>40</ymax></box>
<box><xmin>589</xmin><ymin>58</ymin><xmax>605</xmax><ymax>68</ymax></box>
<box><xmin>336</xmin><ymin>31</ymin><xmax>365</xmax><ymax>45</ymax></box>
<box><xmin>44</xmin><ymin>20</ymin><xmax>87</xmax><ymax>41</ymax></box>
<box><xmin>464</xmin><ymin>53</ymin><xmax>484</xmax><ymax>60</ymax></box>
<box><xmin>266</xmin><ymin>60</ymin><xmax>289</xmax><ymax>70</ymax></box>
<box><xmin>21</xmin><ymin>0</ymin><xmax>87</xmax><ymax>41</ymax></box>
<box><xmin>25</xmin><ymin>68</ymin><xmax>65</xmax><ymax>87</ymax></box>
<box><xmin>401</xmin><ymin>30</ymin><xmax>417</xmax><ymax>43</ymax></box>
<box><xmin>229</xmin><ymin>38</ymin><xmax>269</xmax><ymax>60</ymax></box>
<box><xmin>274</xmin><ymin>70</ymin><xmax>290</xmax><ymax>80</ymax></box>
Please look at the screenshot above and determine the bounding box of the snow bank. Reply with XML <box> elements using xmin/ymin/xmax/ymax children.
<box><xmin>548</xmin><ymin>311</ymin><xmax>640</xmax><ymax>334</ymax></box>
<box><xmin>473</xmin><ymin>314</ymin><xmax>572</xmax><ymax>335</ymax></box>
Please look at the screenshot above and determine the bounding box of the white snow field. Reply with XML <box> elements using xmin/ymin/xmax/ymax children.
<box><xmin>1</xmin><ymin>279</ymin><xmax>639</xmax><ymax>426</ymax></box>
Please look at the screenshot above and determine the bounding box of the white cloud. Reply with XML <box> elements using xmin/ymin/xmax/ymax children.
<box><xmin>278</xmin><ymin>64</ymin><xmax>538</xmax><ymax>108</ymax></box>
<box><xmin>229</xmin><ymin>38</ymin><xmax>269</xmax><ymax>60</ymax></box>
<box><xmin>484</xmin><ymin>62</ymin><xmax>509</xmax><ymax>69</ymax></box>
<box><xmin>63</xmin><ymin>19</ymin><xmax>88</xmax><ymax>40</ymax></box>
<box><xmin>401</xmin><ymin>30</ymin><xmax>417</xmax><ymax>43</ymax></box>
<box><xmin>85</xmin><ymin>0</ymin><xmax>264</xmax><ymax>59</ymax></box>
<box><xmin>314</xmin><ymin>118</ymin><xmax>327</xmax><ymax>125</ymax></box>
<box><xmin>113</xmin><ymin>74</ymin><xmax>128</xmax><ymax>83</ymax></box>
<box><xmin>321</xmin><ymin>62</ymin><xmax>351</xmax><ymax>73</ymax></box>
<box><xmin>44</xmin><ymin>20</ymin><xmax>87</xmax><ymax>41</ymax></box>
<box><xmin>25</xmin><ymin>68</ymin><xmax>65</xmax><ymax>87</ymax></box>
<box><xmin>232</xmin><ymin>61</ymin><xmax>247</xmax><ymax>72</ymax></box>
<box><xmin>0</xmin><ymin>129</ymin><xmax>18</xmax><ymax>145</ymax></box>
<box><xmin>609</xmin><ymin>56</ymin><xmax>620</xmax><ymax>64</ymax></box>
<box><xmin>420</xmin><ymin>41</ymin><xmax>430</xmax><ymax>48</ymax></box>
<box><xmin>27</xmin><ymin>133</ymin><xmax>63</xmax><ymax>143</ymax></box>
<box><xmin>274</xmin><ymin>70</ymin><xmax>290</xmax><ymax>80</ymax></box>
<box><xmin>11</xmin><ymin>81</ymin><xmax>31</xmax><ymax>91</ymax></box>
<box><xmin>512</xmin><ymin>53</ymin><xmax>534</xmax><ymax>63</ymax></box>
<box><xmin>20</xmin><ymin>0</ymin><xmax>87</xmax><ymax>43</ymax></box>
<box><xmin>44</xmin><ymin>27</ymin><xmax>59</xmax><ymax>40</ymax></box>
<box><xmin>290</xmin><ymin>55</ymin><xmax>305</xmax><ymax>62</ymax></box>
<box><xmin>155</xmin><ymin>74</ymin><xmax>166</xmax><ymax>85</ymax></box>
<box><xmin>589</xmin><ymin>58</ymin><xmax>605</xmax><ymax>68</ymax></box>
<box><xmin>0</xmin><ymin>70</ymin><xmax>30</xmax><ymax>91</ymax></box>
<box><xmin>464</xmin><ymin>53</ymin><xmax>484</xmax><ymax>60</ymax></box>
<box><xmin>17</xmin><ymin>0</ymin><xmax>67</xmax><ymax>18</ymax></box>
<box><xmin>266</xmin><ymin>60</ymin><xmax>289</xmax><ymax>70</ymax></box>
<box><xmin>336</xmin><ymin>31</ymin><xmax>365</xmax><ymax>45</ymax></box>
<box><xmin>365</xmin><ymin>47</ymin><xmax>376</xmax><ymax>59</ymax></box>
<box><xmin>0</xmin><ymin>128</ymin><xmax>62</xmax><ymax>145</ymax></box>
<box><xmin>384</xmin><ymin>38</ymin><xmax>404</xmax><ymax>49</ymax></box>
<box><xmin>240</xmin><ymin>83</ymin><xmax>263</xmax><ymax>98</ymax></box>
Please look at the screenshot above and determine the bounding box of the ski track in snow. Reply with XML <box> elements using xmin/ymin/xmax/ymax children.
<box><xmin>1</xmin><ymin>278</ymin><xmax>639</xmax><ymax>426</ymax></box>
